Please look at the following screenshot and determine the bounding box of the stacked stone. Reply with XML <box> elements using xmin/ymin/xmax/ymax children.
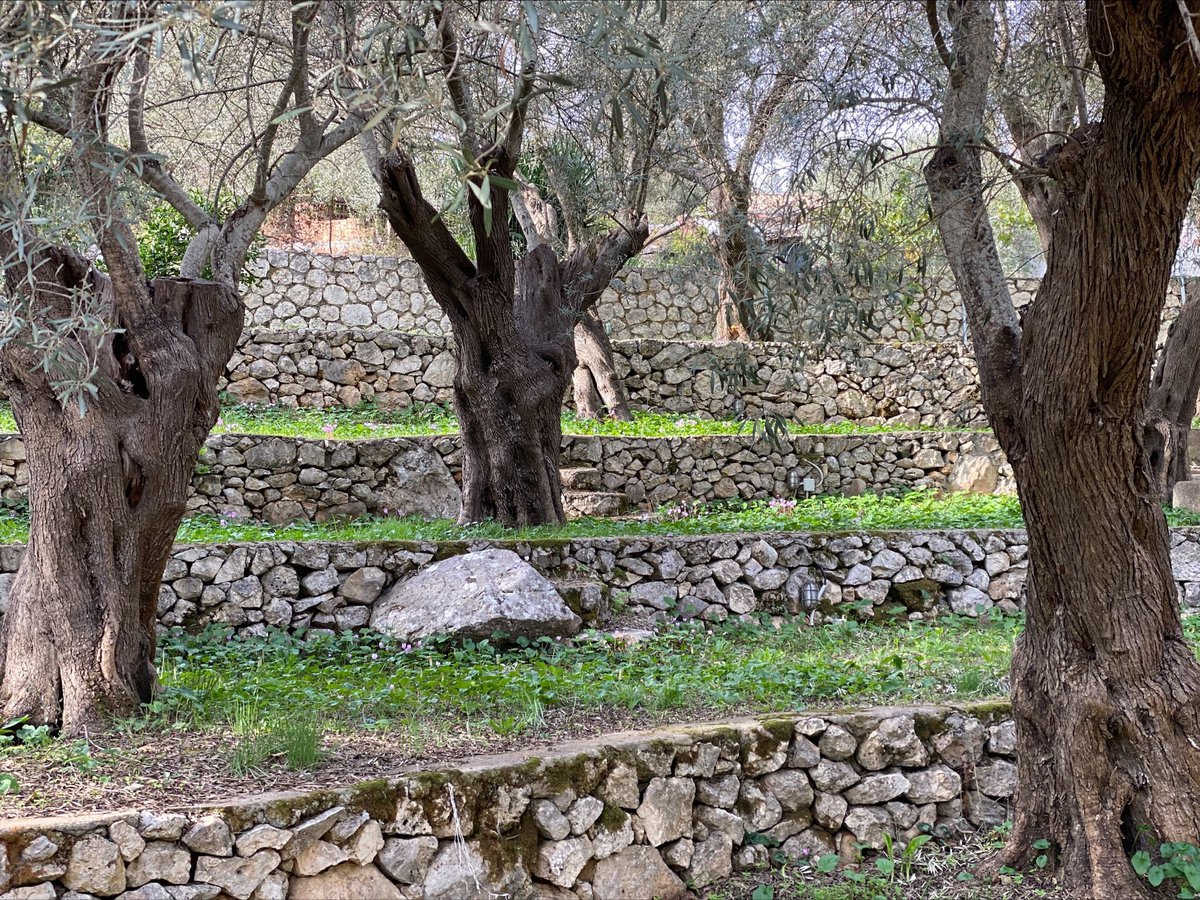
<box><xmin>242</xmin><ymin>249</ymin><xmax>1095</xmax><ymax>345</ymax></box>
<box><xmin>0</xmin><ymin>431</ymin><xmax>1010</xmax><ymax>523</ymax></box>
<box><xmin>226</xmin><ymin>310</ymin><xmax>1179</xmax><ymax>424</ymax></box>
<box><xmin>220</xmin><ymin>330</ymin><xmax>989</xmax><ymax>427</ymax></box>
<box><xmin>0</xmin><ymin>706</ymin><xmax>1017</xmax><ymax>900</ymax></box>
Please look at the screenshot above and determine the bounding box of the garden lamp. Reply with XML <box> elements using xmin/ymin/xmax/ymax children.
<box><xmin>801</xmin><ymin>578</ymin><xmax>827</xmax><ymax>626</ymax></box>
<box><xmin>787</xmin><ymin>469</ymin><xmax>803</xmax><ymax>493</ymax></box>
<box><xmin>733</xmin><ymin>398</ymin><xmax>746</xmax><ymax>419</ymax></box>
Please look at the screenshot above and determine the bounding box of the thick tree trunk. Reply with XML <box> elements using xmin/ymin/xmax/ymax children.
<box><xmin>379</xmin><ymin>152</ymin><xmax>646</xmax><ymax>525</ymax></box>
<box><xmin>451</xmin><ymin>262</ymin><xmax>574</xmax><ymax>526</ymax></box>
<box><xmin>572</xmin><ymin>310</ymin><xmax>631</xmax><ymax>421</ymax></box>
<box><xmin>0</xmin><ymin>273</ymin><xmax>242</xmax><ymax>733</ymax></box>
<box><xmin>925</xmin><ymin>4</ymin><xmax>1200</xmax><ymax>896</ymax></box>
<box><xmin>713</xmin><ymin>185</ymin><xmax>770</xmax><ymax>343</ymax></box>
<box><xmin>1147</xmin><ymin>278</ymin><xmax>1200</xmax><ymax>502</ymax></box>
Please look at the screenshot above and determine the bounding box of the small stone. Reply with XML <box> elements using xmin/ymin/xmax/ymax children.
<box><xmin>376</xmin><ymin>836</ymin><xmax>438</xmax><ymax>885</ymax></box>
<box><xmin>976</xmin><ymin>760</ymin><xmax>1018</xmax><ymax>798</ymax></box>
<box><xmin>695</xmin><ymin>773</ymin><xmax>740</xmax><ymax>809</ymax></box>
<box><xmin>637</xmin><ymin>777</ymin><xmax>695</xmax><ymax>846</ymax></box>
<box><xmin>108</xmin><ymin>821</ymin><xmax>145</xmax><ymax>861</ymax></box>
<box><xmin>857</xmin><ymin>716</ymin><xmax>929</xmax><ymax>770</ymax></box>
<box><xmin>661</xmin><ymin>837</ymin><xmax>694</xmax><ymax>870</ymax></box>
<box><xmin>292</xmin><ymin>840</ymin><xmax>349</xmax><ymax>876</ymax></box>
<box><xmin>194</xmin><ymin>850</ymin><xmax>281</xmax><ymax>900</ymax></box>
<box><xmin>760</xmin><ymin>770</ymin><xmax>814</xmax><ymax>811</ymax></box>
<box><xmin>810</xmin><ymin>759</ymin><xmax>860</xmax><ymax>793</ymax></box>
<box><xmin>235</xmin><ymin>825</ymin><xmax>292</xmax><ymax>857</ymax></box>
<box><xmin>686</xmin><ymin>832</ymin><xmax>734</xmax><ymax>889</ymax></box>
<box><xmin>21</xmin><ymin>836</ymin><xmax>58</xmax><ymax>862</ymax></box>
<box><xmin>591</xmin><ymin>811</ymin><xmax>634</xmax><ymax>860</ymax></box>
<box><xmin>988</xmin><ymin>721</ymin><xmax>1017</xmax><ymax>756</ymax></box>
<box><xmin>567</xmin><ymin>797</ymin><xmax>604</xmax><ymax>835</ymax></box>
<box><xmin>598</xmin><ymin>763</ymin><xmax>640</xmax><ymax>809</ymax></box>
<box><xmin>183</xmin><ymin>817</ymin><xmax>233</xmax><ymax>856</ymax></box>
<box><xmin>344</xmin><ymin>820</ymin><xmax>384</xmax><ymax>865</ymax></box>
<box><xmin>532</xmin><ymin>799</ymin><xmax>572</xmax><ymax>841</ymax></box>
<box><xmin>590</xmin><ymin>846</ymin><xmax>686</xmax><ymax>900</ymax></box>
<box><xmin>126</xmin><ymin>842</ymin><xmax>192</xmax><ymax>887</ymax></box>
<box><xmin>844</xmin><ymin>773</ymin><xmax>912</xmax><ymax>805</ymax></box>
<box><xmin>534</xmin><ymin>836</ymin><xmax>593</xmax><ymax>888</ymax></box>
<box><xmin>287</xmin><ymin>862</ymin><xmax>401</xmax><ymax>900</ymax></box>
<box><xmin>818</xmin><ymin>724</ymin><xmax>857</xmax><ymax>761</ymax></box>
<box><xmin>905</xmin><ymin>765</ymin><xmax>963</xmax><ymax>804</ymax></box>
<box><xmin>813</xmin><ymin>792</ymin><xmax>848</xmax><ymax>831</ymax></box>
<box><xmin>844</xmin><ymin>807</ymin><xmax>893</xmax><ymax>850</ymax></box>
<box><xmin>788</xmin><ymin>735</ymin><xmax>821</xmax><ymax>768</ymax></box>
<box><xmin>139</xmin><ymin>813</ymin><xmax>189</xmax><ymax>842</ymax></box>
<box><xmin>63</xmin><ymin>835</ymin><xmax>126</xmax><ymax>896</ymax></box>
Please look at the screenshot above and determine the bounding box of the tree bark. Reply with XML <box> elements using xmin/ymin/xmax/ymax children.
<box><xmin>378</xmin><ymin>152</ymin><xmax>646</xmax><ymax>525</ymax></box>
<box><xmin>1147</xmin><ymin>278</ymin><xmax>1200</xmax><ymax>502</ymax></box>
<box><xmin>713</xmin><ymin>182</ymin><xmax>770</xmax><ymax>343</ymax></box>
<box><xmin>0</xmin><ymin>261</ymin><xmax>241</xmax><ymax>733</ymax></box>
<box><xmin>925</xmin><ymin>3</ymin><xmax>1200</xmax><ymax>896</ymax></box>
<box><xmin>572</xmin><ymin>310</ymin><xmax>631</xmax><ymax>421</ymax></box>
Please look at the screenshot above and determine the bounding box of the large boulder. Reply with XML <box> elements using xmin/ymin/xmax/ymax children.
<box><xmin>371</xmin><ymin>446</ymin><xmax>462</xmax><ymax>520</ymax></box>
<box><xmin>369</xmin><ymin>549</ymin><xmax>582</xmax><ymax>643</ymax></box>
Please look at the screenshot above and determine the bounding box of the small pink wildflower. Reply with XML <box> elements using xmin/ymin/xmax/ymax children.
<box><xmin>322</xmin><ymin>422</ymin><xmax>335</xmax><ymax>435</ymax></box>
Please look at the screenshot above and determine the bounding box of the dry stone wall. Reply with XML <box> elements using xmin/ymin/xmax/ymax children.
<box><xmin>0</xmin><ymin>703</ymin><xmax>1016</xmax><ymax>899</ymax></box>
<box><xmin>243</xmin><ymin>247</ymin><xmax>1191</xmax><ymax>345</ymax></box>
<box><xmin>0</xmin><ymin>430</ymin><xmax>1009</xmax><ymax>522</ymax></box>
<box><xmin>3</xmin><ymin>528</ymin><xmax>1200</xmax><ymax>639</ymax></box>
<box><xmin>222</xmin><ymin>330</ymin><xmax>987</xmax><ymax>427</ymax></box>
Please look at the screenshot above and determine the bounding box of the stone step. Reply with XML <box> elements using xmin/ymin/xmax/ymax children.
<box><xmin>563</xmin><ymin>491</ymin><xmax>627</xmax><ymax>518</ymax></box>
<box><xmin>560</xmin><ymin>466</ymin><xmax>603</xmax><ymax>492</ymax></box>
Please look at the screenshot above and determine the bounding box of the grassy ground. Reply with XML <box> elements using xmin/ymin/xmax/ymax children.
<box><xmin>0</xmin><ymin>491</ymin><xmax>1043</xmax><ymax>545</ymax></box>
<box><xmin>0</xmin><ymin>490</ymin><xmax>1195</xmax><ymax>545</ymax></box>
<box><xmin>0</xmin><ymin>403</ymin><xmax>980</xmax><ymax>440</ymax></box>
<box><xmin>0</xmin><ymin>615</ymin><xmax>1018</xmax><ymax>816</ymax></box>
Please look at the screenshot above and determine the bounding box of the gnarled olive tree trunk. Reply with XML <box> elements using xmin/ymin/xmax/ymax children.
<box><xmin>572</xmin><ymin>310</ymin><xmax>631</xmax><ymax>421</ymax></box>
<box><xmin>0</xmin><ymin>256</ymin><xmax>241</xmax><ymax>733</ymax></box>
<box><xmin>925</xmin><ymin>3</ymin><xmax>1200</xmax><ymax>896</ymax></box>
<box><xmin>379</xmin><ymin>152</ymin><xmax>646</xmax><ymax>525</ymax></box>
<box><xmin>713</xmin><ymin>182</ymin><xmax>770</xmax><ymax>343</ymax></box>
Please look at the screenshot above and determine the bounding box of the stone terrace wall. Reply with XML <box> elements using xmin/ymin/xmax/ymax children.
<box><xmin>0</xmin><ymin>431</ymin><xmax>1011</xmax><ymax>521</ymax></box>
<box><xmin>0</xmin><ymin>704</ymin><xmax>1016</xmax><ymax>899</ymax></box>
<box><xmin>245</xmin><ymin>248</ymin><xmax>1060</xmax><ymax>343</ymax></box>
<box><xmin>223</xmin><ymin>330</ymin><xmax>986</xmax><ymax>427</ymax></box>
<box><xmin>3</xmin><ymin>528</ymin><xmax>1200</xmax><ymax>639</ymax></box>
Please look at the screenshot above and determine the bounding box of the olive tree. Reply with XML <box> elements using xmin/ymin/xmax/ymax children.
<box><xmin>0</xmin><ymin>0</ymin><xmax>374</xmax><ymax>732</ymax></box>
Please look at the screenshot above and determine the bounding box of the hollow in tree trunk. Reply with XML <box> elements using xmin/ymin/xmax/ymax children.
<box><xmin>0</xmin><ymin>261</ymin><xmax>242</xmax><ymax>733</ymax></box>
<box><xmin>924</xmin><ymin>3</ymin><xmax>1200</xmax><ymax>895</ymax></box>
<box><xmin>572</xmin><ymin>310</ymin><xmax>631</xmax><ymax>421</ymax></box>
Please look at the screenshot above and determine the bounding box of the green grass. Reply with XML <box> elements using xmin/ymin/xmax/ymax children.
<box><xmin>149</xmin><ymin>615</ymin><xmax>1021</xmax><ymax>740</ymax></box>
<box><xmin>0</xmin><ymin>490</ymin><xmax>1197</xmax><ymax>545</ymax></box>
<box><xmin>0</xmin><ymin>402</ymin><xmax>980</xmax><ymax>441</ymax></box>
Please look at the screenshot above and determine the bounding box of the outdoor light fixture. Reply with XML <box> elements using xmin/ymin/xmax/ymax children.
<box><xmin>733</xmin><ymin>398</ymin><xmax>746</xmax><ymax>419</ymax></box>
<box><xmin>787</xmin><ymin>469</ymin><xmax>803</xmax><ymax>492</ymax></box>
<box><xmin>800</xmin><ymin>577</ymin><xmax>827</xmax><ymax>626</ymax></box>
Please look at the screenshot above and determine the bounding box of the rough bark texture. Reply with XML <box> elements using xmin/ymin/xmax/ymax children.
<box><xmin>379</xmin><ymin>153</ymin><xmax>646</xmax><ymax>525</ymax></box>
<box><xmin>0</xmin><ymin>255</ymin><xmax>241</xmax><ymax>733</ymax></box>
<box><xmin>713</xmin><ymin>180</ymin><xmax>770</xmax><ymax>343</ymax></box>
<box><xmin>1147</xmin><ymin>278</ymin><xmax>1200</xmax><ymax>500</ymax></box>
<box><xmin>572</xmin><ymin>310</ymin><xmax>631</xmax><ymax>421</ymax></box>
<box><xmin>925</xmin><ymin>3</ymin><xmax>1200</xmax><ymax>896</ymax></box>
